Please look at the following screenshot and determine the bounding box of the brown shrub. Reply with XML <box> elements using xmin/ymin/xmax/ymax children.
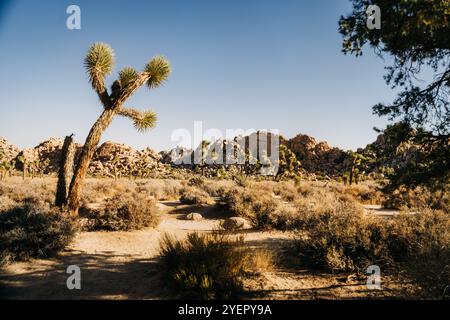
<box><xmin>179</xmin><ymin>186</ymin><xmax>214</xmax><ymax>205</ymax></box>
<box><xmin>383</xmin><ymin>185</ymin><xmax>449</xmax><ymax>213</ymax></box>
<box><xmin>0</xmin><ymin>195</ymin><xmax>17</xmax><ymax>213</ymax></box>
<box><xmin>159</xmin><ymin>232</ymin><xmax>250</xmax><ymax>299</ymax></box>
<box><xmin>0</xmin><ymin>202</ymin><xmax>77</xmax><ymax>265</ymax></box>
<box><xmin>84</xmin><ymin>192</ymin><xmax>160</xmax><ymax>231</ymax></box>
<box><xmin>222</xmin><ymin>187</ymin><xmax>279</xmax><ymax>229</ymax></box>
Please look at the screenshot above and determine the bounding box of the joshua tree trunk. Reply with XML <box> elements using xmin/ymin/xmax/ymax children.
<box><xmin>349</xmin><ymin>163</ymin><xmax>354</xmax><ymax>185</ymax></box>
<box><xmin>67</xmin><ymin>108</ymin><xmax>117</xmax><ymax>215</ymax></box>
<box><xmin>22</xmin><ymin>162</ymin><xmax>26</xmax><ymax>180</ymax></box>
<box><xmin>55</xmin><ymin>135</ymin><xmax>75</xmax><ymax>207</ymax></box>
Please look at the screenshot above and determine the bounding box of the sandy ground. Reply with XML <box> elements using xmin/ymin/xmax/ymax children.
<box><xmin>0</xmin><ymin>202</ymin><xmax>410</xmax><ymax>300</ymax></box>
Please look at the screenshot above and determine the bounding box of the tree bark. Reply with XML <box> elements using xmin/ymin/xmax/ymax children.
<box><xmin>349</xmin><ymin>163</ymin><xmax>354</xmax><ymax>185</ymax></box>
<box><xmin>67</xmin><ymin>108</ymin><xmax>117</xmax><ymax>215</ymax></box>
<box><xmin>55</xmin><ymin>135</ymin><xmax>75</xmax><ymax>207</ymax></box>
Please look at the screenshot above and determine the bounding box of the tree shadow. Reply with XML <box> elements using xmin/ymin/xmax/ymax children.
<box><xmin>0</xmin><ymin>250</ymin><xmax>169</xmax><ymax>300</ymax></box>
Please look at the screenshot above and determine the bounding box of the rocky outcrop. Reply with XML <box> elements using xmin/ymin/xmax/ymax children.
<box><xmin>0</xmin><ymin>138</ymin><xmax>19</xmax><ymax>162</ymax></box>
<box><xmin>284</xmin><ymin>134</ymin><xmax>347</xmax><ymax>175</ymax></box>
<box><xmin>89</xmin><ymin>141</ymin><xmax>161</xmax><ymax>177</ymax></box>
<box><xmin>12</xmin><ymin>138</ymin><xmax>82</xmax><ymax>173</ymax></box>
<box><xmin>0</xmin><ymin>132</ymin><xmax>354</xmax><ymax>178</ymax></box>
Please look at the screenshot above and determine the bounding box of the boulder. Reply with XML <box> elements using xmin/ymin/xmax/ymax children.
<box><xmin>222</xmin><ymin>217</ymin><xmax>252</xmax><ymax>230</ymax></box>
<box><xmin>185</xmin><ymin>212</ymin><xmax>203</xmax><ymax>221</ymax></box>
<box><xmin>0</xmin><ymin>138</ymin><xmax>19</xmax><ymax>162</ymax></box>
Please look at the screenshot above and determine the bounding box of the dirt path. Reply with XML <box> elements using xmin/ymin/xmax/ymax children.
<box><xmin>0</xmin><ymin>201</ymin><xmax>290</xmax><ymax>299</ymax></box>
<box><xmin>0</xmin><ymin>202</ymin><xmax>407</xmax><ymax>299</ymax></box>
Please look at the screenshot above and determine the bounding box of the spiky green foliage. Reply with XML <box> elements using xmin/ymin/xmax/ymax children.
<box><xmin>84</xmin><ymin>43</ymin><xmax>115</xmax><ymax>91</ymax></box>
<box><xmin>118</xmin><ymin>108</ymin><xmax>157</xmax><ymax>132</ymax></box>
<box><xmin>134</xmin><ymin>110</ymin><xmax>157</xmax><ymax>132</ymax></box>
<box><xmin>145</xmin><ymin>56</ymin><xmax>171</xmax><ymax>88</ymax></box>
<box><xmin>119</xmin><ymin>67</ymin><xmax>139</xmax><ymax>88</ymax></box>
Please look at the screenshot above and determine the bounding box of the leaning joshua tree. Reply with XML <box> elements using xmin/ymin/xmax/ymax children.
<box><xmin>63</xmin><ymin>43</ymin><xmax>171</xmax><ymax>215</ymax></box>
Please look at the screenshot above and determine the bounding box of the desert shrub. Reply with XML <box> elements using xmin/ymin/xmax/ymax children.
<box><xmin>202</xmin><ymin>180</ymin><xmax>234</xmax><ymax>197</ymax></box>
<box><xmin>386</xmin><ymin>210</ymin><xmax>450</xmax><ymax>299</ymax></box>
<box><xmin>269</xmin><ymin>205</ymin><xmax>302</xmax><ymax>230</ymax></box>
<box><xmin>159</xmin><ymin>232</ymin><xmax>250</xmax><ymax>299</ymax></box>
<box><xmin>292</xmin><ymin>201</ymin><xmax>385</xmax><ymax>272</ymax></box>
<box><xmin>85</xmin><ymin>192</ymin><xmax>160</xmax><ymax>231</ymax></box>
<box><xmin>290</xmin><ymin>201</ymin><xmax>449</xmax><ymax>298</ymax></box>
<box><xmin>135</xmin><ymin>179</ymin><xmax>184</xmax><ymax>200</ymax></box>
<box><xmin>188</xmin><ymin>176</ymin><xmax>205</xmax><ymax>187</ymax></box>
<box><xmin>223</xmin><ymin>187</ymin><xmax>279</xmax><ymax>229</ymax></box>
<box><xmin>0</xmin><ymin>195</ymin><xmax>17</xmax><ymax>213</ymax></box>
<box><xmin>0</xmin><ymin>178</ymin><xmax>56</xmax><ymax>205</ymax></box>
<box><xmin>0</xmin><ymin>202</ymin><xmax>76</xmax><ymax>265</ymax></box>
<box><xmin>179</xmin><ymin>186</ymin><xmax>214</xmax><ymax>205</ymax></box>
<box><xmin>233</xmin><ymin>174</ymin><xmax>249</xmax><ymax>188</ymax></box>
<box><xmin>328</xmin><ymin>182</ymin><xmax>384</xmax><ymax>205</ymax></box>
<box><xmin>247</xmin><ymin>249</ymin><xmax>274</xmax><ymax>275</ymax></box>
<box><xmin>383</xmin><ymin>185</ymin><xmax>449</xmax><ymax>213</ymax></box>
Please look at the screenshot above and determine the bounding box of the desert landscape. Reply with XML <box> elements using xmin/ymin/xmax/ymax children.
<box><xmin>0</xmin><ymin>132</ymin><xmax>448</xmax><ymax>300</ymax></box>
<box><xmin>0</xmin><ymin>0</ymin><xmax>449</xmax><ymax>302</ymax></box>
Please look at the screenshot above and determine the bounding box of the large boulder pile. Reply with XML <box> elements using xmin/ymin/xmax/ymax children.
<box><xmin>89</xmin><ymin>141</ymin><xmax>162</xmax><ymax>177</ymax></box>
<box><xmin>0</xmin><ymin>138</ymin><xmax>19</xmax><ymax>162</ymax></box>
<box><xmin>12</xmin><ymin>138</ymin><xmax>81</xmax><ymax>173</ymax></box>
<box><xmin>285</xmin><ymin>134</ymin><xmax>347</xmax><ymax>175</ymax></box>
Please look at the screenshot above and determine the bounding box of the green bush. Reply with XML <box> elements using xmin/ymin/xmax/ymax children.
<box><xmin>0</xmin><ymin>202</ymin><xmax>76</xmax><ymax>265</ymax></box>
<box><xmin>85</xmin><ymin>192</ymin><xmax>160</xmax><ymax>231</ymax></box>
<box><xmin>159</xmin><ymin>232</ymin><xmax>250</xmax><ymax>299</ymax></box>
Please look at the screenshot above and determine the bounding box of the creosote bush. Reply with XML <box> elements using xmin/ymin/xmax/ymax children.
<box><xmin>159</xmin><ymin>232</ymin><xmax>251</xmax><ymax>299</ymax></box>
<box><xmin>84</xmin><ymin>192</ymin><xmax>160</xmax><ymax>231</ymax></box>
<box><xmin>0</xmin><ymin>202</ymin><xmax>77</xmax><ymax>265</ymax></box>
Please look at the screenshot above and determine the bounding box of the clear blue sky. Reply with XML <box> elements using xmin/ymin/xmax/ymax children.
<box><xmin>0</xmin><ymin>0</ymin><xmax>395</xmax><ymax>152</ymax></box>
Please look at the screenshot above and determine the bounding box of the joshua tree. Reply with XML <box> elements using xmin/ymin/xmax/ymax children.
<box><xmin>17</xmin><ymin>155</ymin><xmax>26</xmax><ymax>180</ymax></box>
<box><xmin>64</xmin><ymin>43</ymin><xmax>171</xmax><ymax>215</ymax></box>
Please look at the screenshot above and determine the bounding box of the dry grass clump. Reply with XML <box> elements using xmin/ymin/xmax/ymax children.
<box><xmin>83</xmin><ymin>192</ymin><xmax>160</xmax><ymax>231</ymax></box>
<box><xmin>160</xmin><ymin>231</ymin><xmax>273</xmax><ymax>299</ymax></box>
<box><xmin>0</xmin><ymin>177</ymin><xmax>56</xmax><ymax>205</ymax></box>
<box><xmin>160</xmin><ymin>232</ymin><xmax>251</xmax><ymax>299</ymax></box>
<box><xmin>81</xmin><ymin>178</ymin><xmax>184</xmax><ymax>205</ymax></box>
<box><xmin>328</xmin><ymin>182</ymin><xmax>384</xmax><ymax>204</ymax></box>
<box><xmin>179</xmin><ymin>186</ymin><xmax>214</xmax><ymax>205</ymax></box>
<box><xmin>246</xmin><ymin>249</ymin><xmax>274</xmax><ymax>275</ymax></box>
<box><xmin>383</xmin><ymin>185</ymin><xmax>449</xmax><ymax>213</ymax></box>
<box><xmin>136</xmin><ymin>179</ymin><xmax>184</xmax><ymax>200</ymax></box>
<box><xmin>0</xmin><ymin>195</ymin><xmax>17</xmax><ymax>213</ymax></box>
<box><xmin>0</xmin><ymin>202</ymin><xmax>77</xmax><ymax>266</ymax></box>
